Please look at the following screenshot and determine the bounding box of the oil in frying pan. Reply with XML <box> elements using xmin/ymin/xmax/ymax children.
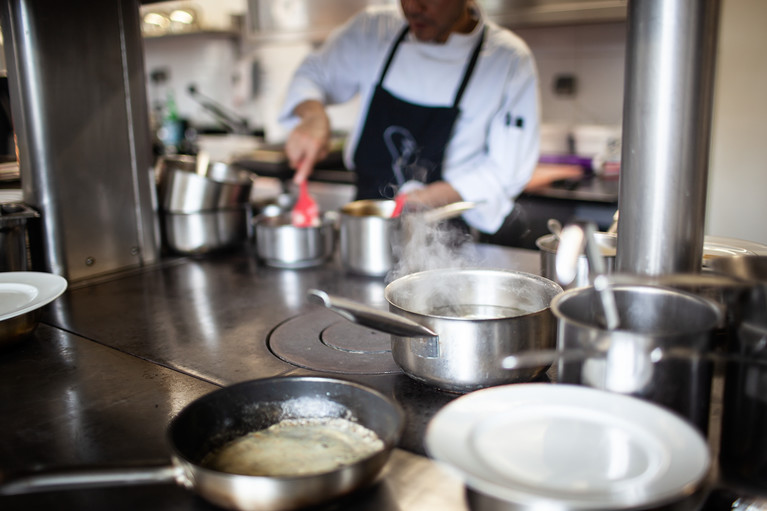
<box><xmin>201</xmin><ymin>418</ymin><xmax>385</xmax><ymax>477</ymax></box>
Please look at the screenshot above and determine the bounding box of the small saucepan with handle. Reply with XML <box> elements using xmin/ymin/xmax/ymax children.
<box><xmin>309</xmin><ymin>267</ymin><xmax>562</xmax><ymax>393</ymax></box>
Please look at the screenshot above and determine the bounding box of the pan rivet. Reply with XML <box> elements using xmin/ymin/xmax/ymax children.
<box><xmin>85</xmin><ymin>257</ymin><xmax>95</xmax><ymax>266</ymax></box>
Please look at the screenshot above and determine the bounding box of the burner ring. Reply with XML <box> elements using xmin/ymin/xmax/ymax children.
<box><xmin>320</xmin><ymin>322</ymin><xmax>391</xmax><ymax>354</ymax></box>
<box><xmin>268</xmin><ymin>309</ymin><xmax>400</xmax><ymax>375</ymax></box>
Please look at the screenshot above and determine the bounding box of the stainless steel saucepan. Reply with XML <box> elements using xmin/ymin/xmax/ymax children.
<box><xmin>310</xmin><ymin>268</ymin><xmax>562</xmax><ymax>393</ymax></box>
<box><xmin>0</xmin><ymin>376</ymin><xmax>404</xmax><ymax>511</ymax></box>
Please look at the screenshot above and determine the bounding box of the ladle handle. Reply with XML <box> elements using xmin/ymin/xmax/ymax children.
<box><xmin>307</xmin><ymin>290</ymin><xmax>438</xmax><ymax>338</ymax></box>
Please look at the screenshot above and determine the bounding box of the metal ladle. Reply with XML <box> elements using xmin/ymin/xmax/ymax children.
<box><xmin>555</xmin><ymin>221</ymin><xmax>621</xmax><ymax>330</ymax></box>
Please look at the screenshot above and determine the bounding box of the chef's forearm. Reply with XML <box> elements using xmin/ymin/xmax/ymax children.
<box><xmin>405</xmin><ymin>181</ymin><xmax>463</xmax><ymax>207</ymax></box>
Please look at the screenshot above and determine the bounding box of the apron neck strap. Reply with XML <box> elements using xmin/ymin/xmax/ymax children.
<box><xmin>453</xmin><ymin>26</ymin><xmax>486</xmax><ymax>108</ymax></box>
<box><xmin>377</xmin><ymin>25</ymin><xmax>410</xmax><ymax>87</ymax></box>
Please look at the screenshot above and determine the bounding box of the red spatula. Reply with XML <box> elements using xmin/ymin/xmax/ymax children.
<box><xmin>291</xmin><ymin>180</ymin><xmax>320</xmax><ymax>227</ymax></box>
<box><xmin>391</xmin><ymin>194</ymin><xmax>407</xmax><ymax>218</ymax></box>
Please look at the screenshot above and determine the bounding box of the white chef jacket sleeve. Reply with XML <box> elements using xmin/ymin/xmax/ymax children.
<box><xmin>278</xmin><ymin>11</ymin><xmax>379</xmax><ymax>129</ymax></box>
<box><xmin>445</xmin><ymin>52</ymin><xmax>540</xmax><ymax>234</ymax></box>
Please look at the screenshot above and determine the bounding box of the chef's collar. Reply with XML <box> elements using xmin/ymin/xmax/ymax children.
<box><xmin>405</xmin><ymin>7</ymin><xmax>485</xmax><ymax>48</ymax></box>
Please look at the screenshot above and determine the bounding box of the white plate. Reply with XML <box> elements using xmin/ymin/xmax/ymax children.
<box><xmin>424</xmin><ymin>384</ymin><xmax>709</xmax><ymax>510</ymax></box>
<box><xmin>0</xmin><ymin>272</ymin><xmax>68</xmax><ymax>321</ymax></box>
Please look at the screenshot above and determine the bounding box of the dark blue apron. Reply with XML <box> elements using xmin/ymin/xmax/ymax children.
<box><xmin>353</xmin><ymin>25</ymin><xmax>486</xmax><ymax>200</ymax></box>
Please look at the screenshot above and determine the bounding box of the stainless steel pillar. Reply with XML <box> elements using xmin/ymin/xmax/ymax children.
<box><xmin>0</xmin><ymin>0</ymin><xmax>159</xmax><ymax>282</ymax></box>
<box><xmin>616</xmin><ymin>0</ymin><xmax>720</xmax><ymax>275</ymax></box>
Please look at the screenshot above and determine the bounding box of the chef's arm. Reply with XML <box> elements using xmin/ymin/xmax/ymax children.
<box><xmin>402</xmin><ymin>181</ymin><xmax>463</xmax><ymax>208</ymax></box>
<box><xmin>284</xmin><ymin>99</ymin><xmax>332</xmax><ymax>184</ymax></box>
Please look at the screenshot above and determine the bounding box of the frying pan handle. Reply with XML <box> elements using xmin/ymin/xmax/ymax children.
<box><xmin>307</xmin><ymin>290</ymin><xmax>440</xmax><ymax>358</ymax></box>
<box><xmin>0</xmin><ymin>465</ymin><xmax>180</xmax><ymax>495</ymax></box>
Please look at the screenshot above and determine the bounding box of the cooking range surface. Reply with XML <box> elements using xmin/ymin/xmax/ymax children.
<box><xmin>268</xmin><ymin>309</ymin><xmax>401</xmax><ymax>374</ymax></box>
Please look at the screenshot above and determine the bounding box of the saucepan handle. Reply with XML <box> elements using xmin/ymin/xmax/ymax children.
<box><xmin>307</xmin><ymin>289</ymin><xmax>440</xmax><ymax>358</ymax></box>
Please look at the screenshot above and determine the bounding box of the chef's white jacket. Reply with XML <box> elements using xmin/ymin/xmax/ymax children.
<box><xmin>280</xmin><ymin>5</ymin><xmax>540</xmax><ymax>234</ymax></box>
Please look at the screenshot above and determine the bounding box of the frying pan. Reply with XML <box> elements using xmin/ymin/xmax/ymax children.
<box><xmin>0</xmin><ymin>376</ymin><xmax>404</xmax><ymax>511</ymax></box>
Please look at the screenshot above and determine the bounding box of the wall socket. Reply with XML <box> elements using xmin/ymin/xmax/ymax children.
<box><xmin>553</xmin><ymin>74</ymin><xmax>577</xmax><ymax>96</ymax></box>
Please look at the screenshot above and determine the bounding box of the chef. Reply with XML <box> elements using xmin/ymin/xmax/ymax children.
<box><xmin>280</xmin><ymin>0</ymin><xmax>540</xmax><ymax>236</ymax></box>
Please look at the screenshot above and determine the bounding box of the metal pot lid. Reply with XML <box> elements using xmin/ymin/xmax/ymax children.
<box><xmin>424</xmin><ymin>383</ymin><xmax>709</xmax><ymax>510</ymax></box>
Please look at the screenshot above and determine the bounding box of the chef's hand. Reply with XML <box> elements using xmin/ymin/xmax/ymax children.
<box><xmin>285</xmin><ymin>100</ymin><xmax>331</xmax><ymax>184</ymax></box>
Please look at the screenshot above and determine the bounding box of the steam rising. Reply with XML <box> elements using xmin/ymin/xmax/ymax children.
<box><xmin>388</xmin><ymin>214</ymin><xmax>477</xmax><ymax>284</ymax></box>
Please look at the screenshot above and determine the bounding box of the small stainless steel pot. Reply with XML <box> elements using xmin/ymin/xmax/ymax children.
<box><xmin>552</xmin><ymin>284</ymin><xmax>722</xmax><ymax>434</ymax></box>
<box><xmin>707</xmin><ymin>255</ymin><xmax>767</xmax><ymax>492</ymax></box>
<box><xmin>311</xmin><ymin>268</ymin><xmax>563</xmax><ymax>393</ymax></box>
<box><xmin>340</xmin><ymin>199</ymin><xmax>399</xmax><ymax>277</ymax></box>
<box><xmin>536</xmin><ymin>231</ymin><xmax>616</xmax><ymax>288</ymax></box>
<box><xmin>339</xmin><ymin>200</ymin><xmax>478</xmax><ymax>277</ymax></box>
<box><xmin>255</xmin><ymin>212</ymin><xmax>336</xmax><ymax>269</ymax></box>
<box><xmin>0</xmin><ymin>376</ymin><xmax>404</xmax><ymax>511</ymax></box>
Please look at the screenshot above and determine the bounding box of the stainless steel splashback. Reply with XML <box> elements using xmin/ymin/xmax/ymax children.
<box><xmin>0</xmin><ymin>0</ymin><xmax>160</xmax><ymax>282</ymax></box>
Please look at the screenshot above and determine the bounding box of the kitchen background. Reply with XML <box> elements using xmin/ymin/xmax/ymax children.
<box><xmin>1</xmin><ymin>0</ymin><xmax>764</xmax><ymax>244</ymax></box>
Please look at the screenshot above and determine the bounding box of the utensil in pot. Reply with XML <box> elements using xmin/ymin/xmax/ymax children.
<box><xmin>291</xmin><ymin>181</ymin><xmax>319</xmax><ymax>228</ymax></box>
<box><xmin>556</xmin><ymin>221</ymin><xmax>620</xmax><ymax>330</ymax></box>
<box><xmin>309</xmin><ymin>268</ymin><xmax>562</xmax><ymax>393</ymax></box>
<box><xmin>391</xmin><ymin>194</ymin><xmax>406</xmax><ymax>218</ymax></box>
<box><xmin>0</xmin><ymin>376</ymin><xmax>404</xmax><ymax>511</ymax></box>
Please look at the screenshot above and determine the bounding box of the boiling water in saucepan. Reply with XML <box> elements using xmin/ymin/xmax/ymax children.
<box><xmin>428</xmin><ymin>304</ymin><xmax>530</xmax><ymax>319</ymax></box>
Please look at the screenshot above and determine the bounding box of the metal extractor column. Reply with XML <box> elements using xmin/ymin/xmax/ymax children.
<box><xmin>616</xmin><ymin>0</ymin><xmax>720</xmax><ymax>275</ymax></box>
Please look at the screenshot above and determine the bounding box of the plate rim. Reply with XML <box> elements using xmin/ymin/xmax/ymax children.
<box><xmin>0</xmin><ymin>271</ymin><xmax>68</xmax><ymax>321</ymax></box>
<box><xmin>424</xmin><ymin>383</ymin><xmax>710</xmax><ymax>509</ymax></box>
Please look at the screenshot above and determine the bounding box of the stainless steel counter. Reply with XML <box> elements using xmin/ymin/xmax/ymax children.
<box><xmin>0</xmin><ymin>243</ymin><xmax>540</xmax><ymax>510</ymax></box>
<box><xmin>1</xmin><ymin>240</ymin><xmax>762</xmax><ymax>510</ymax></box>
